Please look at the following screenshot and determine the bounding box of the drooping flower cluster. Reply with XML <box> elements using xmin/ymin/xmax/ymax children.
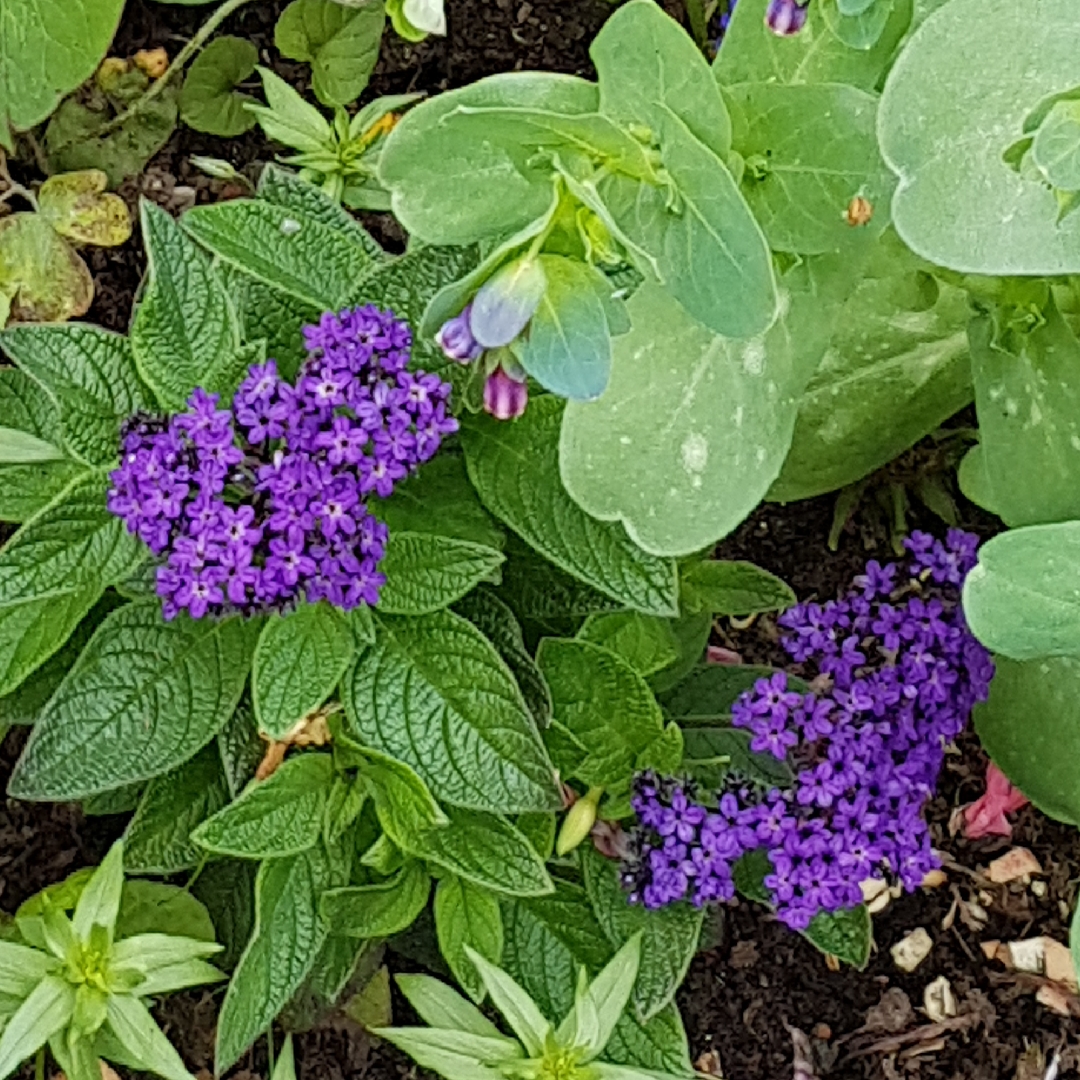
<box><xmin>621</xmin><ymin>530</ymin><xmax>994</xmax><ymax>930</ymax></box>
<box><xmin>108</xmin><ymin>306</ymin><xmax>456</xmax><ymax>620</ymax></box>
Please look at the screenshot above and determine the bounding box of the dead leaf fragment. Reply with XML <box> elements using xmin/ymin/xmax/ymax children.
<box><xmin>135</xmin><ymin>47</ymin><xmax>169</xmax><ymax>79</ymax></box>
<box><xmin>864</xmin><ymin>988</ymin><xmax>916</xmax><ymax>1035</ymax></box>
<box><xmin>923</xmin><ymin>975</ymin><xmax>957</xmax><ymax>1022</ymax></box>
<box><xmin>988</xmin><ymin>847</ymin><xmax>1042</xmax><ymax>884</ymax></box>
<box><xmin>891</xmin><ymin>927</ymin><xmax>934</xmax><ymax>973</ymax></box>
<box><xmin>694</xmin><ymin>1050</ymin><xmax>724</xmax><ymax>1077</ymax></box>
<box><xmin>921</xmin><ymin>868</ymin><xmax>948</xmax><ymax>889</ymax></box>
<box><xmin>1036</xmin><ymin>983</ymin><xmax>1072</xmax><ymax>1016</ymax></box>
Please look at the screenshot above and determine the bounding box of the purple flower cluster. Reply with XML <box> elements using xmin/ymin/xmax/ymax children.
<box><xmin>621</xmin><ymin>531</ymin><xmax>994</xmax><ymax>930</ymax></box>
<box><xmin>108</xmin><ymin>306</ymin><xmax>456</xmax><ymax>620</ymax></box>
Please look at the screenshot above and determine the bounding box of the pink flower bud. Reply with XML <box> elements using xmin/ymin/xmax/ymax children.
<box><xmin>435</xmin><ymin>303</ymin><xmax>482</xmax><ymax>363</ymax></box>
<box><xmin>483</xmin><ymin>363</ymin><xmax>529</xmax><ymax>421</ymax></box>
<box><xmin>765</xmin><ymin>0</ymin><xmax>809</xmax><ymax>35</ymax></box>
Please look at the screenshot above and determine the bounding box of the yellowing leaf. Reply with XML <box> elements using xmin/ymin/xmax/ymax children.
<box><xmin>38</xmin><ymin>169</ymin><xmax>132</xmax><ymax>246</ymax></box>
<box><xmin>0</xmin><ymin>214</ymin><xmax>93</xmax><ymax>323</ymax></box>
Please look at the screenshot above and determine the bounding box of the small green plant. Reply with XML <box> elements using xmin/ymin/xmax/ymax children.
<box><xmin>0</xmin><ymin>841</ymin><xmax>222</xmax><ymax>1080</ymax></box>
<box><xmin>247</xmin><ymin>68</ymin><xmax>421</xmax><ymax>208</ymax></box>
<box><xmin>376</xmin><ymin>936</ymin><xmax>691</xmax><ymax>1080</ymax></box>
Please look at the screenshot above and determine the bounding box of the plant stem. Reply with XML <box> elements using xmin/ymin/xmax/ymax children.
<box><xmin>266</xmin><ymin>1028</ymin><xmax>276</xmax><ymax>1078</ymax></box>
<box><xmin>97</xmin><ymin>0</ymin><xmax>256</xmax><ymax>137</ymax></box>
<box><xmin>34</xmin><ymin>1048</ymin><xmax>44</xmax><ymax>1080</ymax></box>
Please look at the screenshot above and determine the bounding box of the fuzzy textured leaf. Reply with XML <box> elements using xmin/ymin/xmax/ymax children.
<box><xmin>377</xmin><ymin>532</ymin><xmax>505</xmax><ymax>615</ymax></box>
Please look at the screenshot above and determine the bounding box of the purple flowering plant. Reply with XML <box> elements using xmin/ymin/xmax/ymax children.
<box><xmin>620</xmin><ymin>531</ymin><xmax>994</xmax><ymax>951</ymax></box>
<box><xmin>107</xmin><ymin>304</ymin><xmax>456</xmax><ymax>621</ymax></box>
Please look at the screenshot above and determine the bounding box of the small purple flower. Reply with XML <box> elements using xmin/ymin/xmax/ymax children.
<box><xmin>765</xmin><ymin>0</ymin><xmax>809</xmax><ymax>35</ymax></box>
<box><xmin>483</xmin><ymin>364</ymin><xmax>529</xmax><ymax>421</ymax></box>
<box><xmin>435</xmin><ymin>303</ymin><xmax>483</xmax><ymax>363</ymax></box>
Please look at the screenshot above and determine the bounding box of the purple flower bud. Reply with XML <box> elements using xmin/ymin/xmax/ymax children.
<box><xmin>765</xmin><ymin>0</ymin><xmax>808</xmax><ymax>35</ymax></box>
<box><xmin>469</xmin><ymin>257</ymin><xmax>547</xmax><ymax>349</ymax></box>
<box><xmin>435</xmin><ymin>303</ymin><xmax>483</xmax><ymax>363</ymax></box>
<box><xmin>483</xmin><ymin>364</ymin><xmax>528</xmax><ymax>421</ymax></box>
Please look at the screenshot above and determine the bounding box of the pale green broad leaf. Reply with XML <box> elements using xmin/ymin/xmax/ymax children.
<box><xmin>464</xmin><ymin>947</ymin><xmax>549</xmax><ymax>1056</ymax></box>
<box><xmin>216</xmin><ymin>845</ymin><xmax>338</xmax><ymax>1073</ymax></box>
<box><xmin>0</xmin><ymin>427</ymin><xmax>63</xmax><ymax>464</ymax></box>
<box><xmin>878</xmin><ymin>0</ymin><xmax>1080</xmax><ymax>274</ymax></box>
<box><xmin>248</xmin><ymin>65</ymin><xmax>333</xmax><ymax>154</ymax></box>
<box><xmin>716</xmin><ymin>0</ymin><xmax>912</xmax><ymax>91</ymax></box>
<box><xmin>967</xmin><ymin>296</ymin><xmax>1080</xmax><ymax>527</ymax></box>
<box><xmin>378</xmin><ymin>73</ymin><xmax>600</xmax><ymax>245</ymax></box>
<box><xmin>395</xmin><ymin>973</ymin><xmax>503</xmax><ymax>1037</ymax></box>
<box><xmin>462</xmin><ymin>398</ymin><xmax>679</xmax><ymax>615</ymax></box>
<box><xmin>0</xmin><ymin>473</ymin><xmax>141</xmax><ymax>699</ymax></box>
<box><xmin>0</xmin><ymin>976</ymin><xmax>74</xmax><ymax>1079</ymax></box>
<box><xmin>131</xmin><ymin>201</ymin><xmax>245</xmax><ymax>409</ymax></box>
<box><xmin>0</xmin><ymin>0</ymin><xmax>125</xmax><ymax>142</ymax></box>
<box><xmin>276</xmin><ymin>0</ymin><xmax>386</xmax><ymax>107</ymax></box>
<box><xmin>821</xmin><ymin>0</ymin><xmax>895</xmax><ymax>49</ymax></box>
<box><xmin>963</xmin><ymin>522</ymin><xmax>1080</xmax><ymax>661</ymax></box>
<box><xmin>0</xmin><ymin>939</ymin><xmax>57</xmax><ymax>998</ymax></box>
<box><xmin>976</xmin><ymin>655</ymin><xmax>1080</xmax><ymax>825</ymax></box>
<box><xmin>372</xmin><ymin>1026</ymin><xmax>518</xmax><ymax>1080</ymax></box>
<box><xmin>341</xmin><ymin>609</ymin><xmax>560</xmax><ymax>814</ymax></box>
<box><xmin>72</xmin><ymin>840</ymin><xmax>123</xmax><ymax>943</ymax></box>
<box><xmin>253</xmin><ymin>602</ymin><xmax>354</xmax><ymax>740</ymax></box>
<box><xmin>320</xmin><ymin>860</ymin><xmax>431</xmax><ymax>937</ymax></box>
<box><xmin>2</xmin><ymin>323</ymin><xmax>151</xmax><ymax>467</ymax></box>
<box><xmin>434</xmin><ymin>876</ymin><xmax>504</xmax><ymax>1003</ymax></box>
<box><xmin>106</xmin><ymin>994</ymin><xmax>194</xmax><ymax>1080</ymax></box>
<box><xmin>770</xmin><ymin>232</ymin><xmax>972</xmax><ymax>501</ymax></box>
<box><xmin>1032</xmin><ymin>99</ymin><xmax>1080</xmax><ymax>191</ymax></box>
<box><xmin>179</xmin><ymin>35</ymin><xmax>258</xmax><ymax>137</ymax></box>
<box><xmin>9</xmin><ymin>602</ymin><xmax>259</xmax><ymax>800</ymax></box>
<box><xmin>115</xmin><ymin>880</ymin><xmax>217</xmax><ymax>943</ymax></box>
<box><xmin>377</xmin><ymin>532</ymin><xmax>505</xmax><ymax>615</ymax></box>
<box><xmin>194</xmin><ymin>753</ymin><xmax>335</xmax><ymax>859</ymax></box>
<box><xmin>728</xmin><ymin>82</ymin><xmax>894</xmax><ymax>255</ymax></box>
<box><xmin>559</xmin><ymin>253</ymin><xmax>853</xmax><ymax>557</ymax></box>
<box><xmin>182</xmin><ymin>198</ymin><xmax>377</xmax><ymax>310</ymax></box>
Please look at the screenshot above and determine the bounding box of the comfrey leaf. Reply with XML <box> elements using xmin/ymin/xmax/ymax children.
<box><xmin>463</xmin><ymin>946</ymin><xmax>551</xmax><ymax>1056</ymax></box>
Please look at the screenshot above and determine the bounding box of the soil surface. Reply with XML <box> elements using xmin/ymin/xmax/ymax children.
<box><xmin>3</xmin><ymin>2</ymin><xmax>1077</xmax><ymax>1079</ymax></box>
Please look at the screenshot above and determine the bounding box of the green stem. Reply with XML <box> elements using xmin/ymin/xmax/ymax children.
<box><xmin>34</xmin><ymin>1048</ymin><xmax>44</xmax><ymax>1080</ymax></box>
<box><xmin>184</xmin><ymin>853</ymin><xmax>209</xmax><ymax>892</ymax></box>
<box><xmin>266</xmin><ymin>1028</ymin><xmax>276</xmax><ymax>1078</ymax></box>
<box><xmin>97</xmin><ymin>0</ymin><xmax>256</xmax><ymax>137</ymax></box>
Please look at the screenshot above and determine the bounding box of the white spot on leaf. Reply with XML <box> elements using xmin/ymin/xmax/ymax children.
<box><xmin>741</xmin><ymin>340</ymin><xmax>766</xmax><ymax>376</ymax></box>
<box><xmin>681</xmin><ymin>432</ymin><xmax>708</xmax><ymax>474</ymax></box>
<box><xmin>281</xmin><ymin>218</ymin><xmax>302</xmax><ymax>236</ymax></box>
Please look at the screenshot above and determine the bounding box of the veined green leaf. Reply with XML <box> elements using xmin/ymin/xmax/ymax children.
<box><xmin>377</xmin><ymin>532</ymin><xmax>505</xmax><ymax>615</ymax></box>
<box><xmin>320</xmin><ymin>861</ymin><xmax>431</xmax><ymax>937</ymax></box>
<box><xmin>434</xmin><ymin>876</ymin><xmax>503</xmax><ymax>1003</ymax></box>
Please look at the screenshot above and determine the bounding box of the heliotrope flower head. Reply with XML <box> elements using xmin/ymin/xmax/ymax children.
<box><xmin>108</xmin><ymin>305</ymin><xmax>456</xmax><ymax>620</ymax></box>
<box><xmin>621</xmin><ymin>530</ymin><xmax>994</xmax><ymax>931</ymax></box>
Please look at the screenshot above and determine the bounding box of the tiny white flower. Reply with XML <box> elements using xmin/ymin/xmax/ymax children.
<box><xmin>403</xmin><ymin>0</ymin><xmax>447</xmax><ymax>34</ymax></box>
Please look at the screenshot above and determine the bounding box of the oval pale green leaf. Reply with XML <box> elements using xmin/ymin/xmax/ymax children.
<box><xmin>179</xmin><ymin>35</ymin><xmax>259</xmax><ymax>137</ymax></box>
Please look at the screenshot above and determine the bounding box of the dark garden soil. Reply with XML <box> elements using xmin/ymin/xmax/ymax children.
<box><xmin>3</xmin><ymin>1</ymin><xmax>1077</xmax><ymax>1078</ymax></box>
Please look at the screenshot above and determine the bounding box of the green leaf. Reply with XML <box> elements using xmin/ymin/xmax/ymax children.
<box><xmin>379</xmin><ymin>453</ymin><xmax>505</xmax><ymax>552</ymax></box>
<box><xmin>462</xmin><ymin>398</ymin><xmax>679</xmax><ymax>615</ymax></box>
<box><xmin>0</xmin><ymin>940</ymin><xmax>56</xmax><ymax>999</ymax></box>
<box><xmin>728</xmin><ymin>82</ymin><xmax>894</xmax><ymax>254</ymax></box>
<box><xmin>0</xmin><ymin>427</ymin><xmax>63</xmax><ymax>464</ymax></box>
<box><xmin>321</xmin><ymin>861</ymin><xmax>431</xmax><ymax>937</ymax></box>
<box><xmin>680</xmin><ymin>726</ymin><xmax>794</xmax><ymax>790</ymax></box>
<box><xmin>0</xmin><ymin>0</ymin><xmax>124</xmax><ymax>139</ymax></box>
<box><xmin>516</xmin><ymin>255</ymin><xmax>611</xmax><ymax>402</ymax></box>
<box><xmin>217</xmin><ymin>698</ymin><xmax>265</xmax><ymax>799</ymax></box>
<box><xmin>647</xmin><ymin>611</ymin><xmax>712</xmax><ymax>696</ymax></box>
<box><xmin>0</xmin><ymin>369</ymin><xmax>83</xmax><ymax>523</ymax></box>
<box><xmin>123</xmin><ymin>744</ymin><xmax>231</xmax><ymax>874</ymax></box>
<box><xmin>253</xmin><ymin>603</ymin><xmax>354</xmax><ymax>740</ymax></box>
<box><xmin>680</xmin><ymin>560</ymin><xmax>795</xmax><ymax>616</ymax></box>
<box><xmin>804</xmin><ymin>905</ymin><xmax>872</xmax><ymax>969</ymax></box>
<box><xmin>0</xmin><ymin>976</ymin><xmax>74</xmax><ymax>1079</ymax></box>
<box><xmin>770</xmin><ymin>233</ymin><xmax>972</xmax><ymax>501</ymax></box>
<box><xmin>182</xmin><ymin>199</ymin><xmax>377</xmax><ymax>310</ymax></box>
<box><xmin>591</xmin><ymin>0</ymin><xmax>730</xmax><ymax>160</ymax></box>
<box><xmin>537</xmin><ymin>638</ymin><xmax>665</xmax><ymax>788</ymax></box>
<box><xmin>378</xmin><ymin>532</ymin><xmax>505</xmax><ymax>615</ymax></box>
<box><xmin>821</xmin><ymin>0</ymin><xmax>895</xmax><ymax>48</ymax></box>
<box><xmin>967</xmin><ymin>297</ymin><xmax>1080</xmax><ymax>527</ymax></box>
<box><xmin>963</xmin><ymin>523</ymin><xmax>1080</xmax><ymax>660</ymax></box>
<box><xmin>247</xmin><ymin>65</ymin><xmax>332</xmax><ymax>154</ymax></box>
<box><xmin>179</xmin><ymin>35</ymin><xmax>258</xmax><ymax>137</ymax></box>
<box><xmin>342</xmin><ymin>610</ymin><xmax>559</xmax><ymax>813</ymax></box>
<box><xmin>257</xmin><ymin>164</ymin><xmax>384</xmax><ymax>260</ymax></box>
<box><xmin>1032</xmin><ymin>98</ymin><xmax>1080</xmax><ymax>191</ymax></box>
<box><xmin>660</xmin><ymin>661</ymin><xmax>793</xmax><ymax>720</ymax></box>
<box><xmin>378</xmin><ymin>73</ymin><xmax>599</xmax><ymax>246</ymax></box>
<box><xmin>191</xmin><ymin>860</ymin><xmax>257</xmax><ymax>971</ymax></box>
<box><xmin>276</xmin><ymin>0</ymin><xmax>386</xmax><ymax>107</ymax></box>
<box><xmin>216</xmin><ymin>845</ymin><xmax>338</xmax><ymax>1073</ymax></box>
<box><xmin>0</xmin><ymin>473</ymin><xmax>141</xmax><ymax>698</ymax></box>
<box><xmin>975</xmin><ymin>655</ymin><xmax>1080</xmax><ymax>824</ymax></box>
<box><xmin>577</xmin><ymin>612</ymin><xmax>679</xmax><ymax>679</ymax></box>
<box><xmin>105</xmin><ymin>994</ymin><xmax>193</xmax><ymax>1080</ymax></box>
<box><xmin>597</xmin><ymin>112</ymin><xmax>776</xmax><ymax>341</ymax></box>
<box><xmin>116</xmin><ymin>880</ymin><xmax>216</xmax><ymax>943</ymax></box>
<box><xmin>406</xmin><ymin>806</ymin><xmax>553</xmax><ymax>897</ymax></box>
<box><xmin>581</xmin><ymin>847</ymin><xmax>702</xmax><ymax>1023</ymax></box>
<box><xmin>194</xmin><ymin>753</ymin><xmax>335</xmax><ymax>859</ymax></box>
<box><xmin>452</xmin><ymin>588</ymin><xmax>552</xmax><ymax>729</ymax></box>
<box><xmin>1</xmin><ymin>323</ymin><xmax>151</xmax><ymax>467</ymax></box>
<box><xmin>434</xmin><ymin>877</ymin><xmax>503</xmax><ymax>1003</ymax></box>
<box><xmin>878</xmin><ymin>0</ymin><xmax>1080</xmax><ymax>274</ymax></box>
<box><xmin>9</xmin><ymin>602</ymin><xmax>260</xmax><ymax>800</ymax></box>
<box><xmin>560</xmin><ymin>254</ymin><xmax>856</xmax><ymax>556</ymax></box>
<box><xmin>131</xmin><ymin>201</ymin><xmax>244</xmax><ymax>409</ymax></box>
<box><xmin>395</xmin><ymin>973</ymin><xmax>503</xmax><ymax>1037</ymax></box>
<box><xmin>716</xmin><ymin>0</ymin><xmax>912</xmax><ymax>91</ymax></box>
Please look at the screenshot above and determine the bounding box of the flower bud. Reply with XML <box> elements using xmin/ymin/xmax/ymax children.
<box><xmin>470</xmin><ymin>257</ymin><xmax>547</xmax><ymax>349</ymax></box>
<box><xmin>435</xmin><ymin>303</ymin><xmax>483</xmax><ymax>363</ymax></box>
<box><xmin>765</xmin><ymin>0</ymin><xmax>809</xmax><ymax>36</ymax></box>
<box><xmin>556</xmin><ymin>787</ymin><xmax>603</xmax><ymax>857</ymax></box>
<box><xmin>483</xmin><ymin>363</ymin><xmax>529</xmax><ymax>421</ymax></box>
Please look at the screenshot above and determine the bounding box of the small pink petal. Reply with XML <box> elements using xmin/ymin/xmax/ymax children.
<box><xmin>706</xmin><ymin>645</ymin><xmax>743</xmax><ymax>665</ymax></box>
<box><xmin>962</xmin><ymin>763</ymin><xmax>1030</xmax><ymax>839</ymax></box>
